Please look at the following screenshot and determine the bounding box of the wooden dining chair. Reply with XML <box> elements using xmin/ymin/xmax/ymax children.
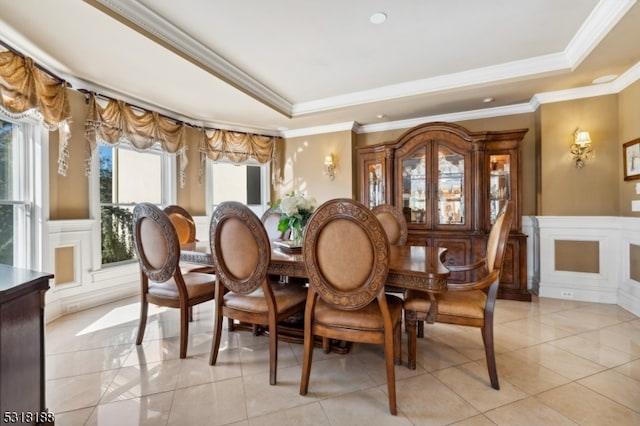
<box><xmin>403</xmin><ymin>201</ymin><xmax>514</xmax><ymax>389</ymax></box>
<box><xmin>372</xmin><ymin>204</ymin><xmax>408</xmax><ymax>296</ymax></box>
<box><xmin>372</xmin><ymin>204</ymin><xmax>408</xmax><ymax>246</ymax></box>
<box><xmin>132</xmin><ymin>202</ymin><xmax>216</xmax><ymax>358</ymax></box>
<box><xmin>261</xmin><ymin>207</ymin><xmax>289</xmax><ymax>241</ymax></box>
<box><xmin>208</xmin><ymin>201</ymin><xmax>307</xmax><ymax>385</ymax></box>
<box><xmin>163</xmin><ymin>205</ymin><xmax>196</xmax><ymax>244</ymax></box>
<box><xmin>299</xmin><ymin>198</ymin><xmax>402</xmax><ymax>415</ymax></box>
<box><xmin>164</xmin><ymin>204</ymin><xmax>215</xmax><ymax>275</ymax></box>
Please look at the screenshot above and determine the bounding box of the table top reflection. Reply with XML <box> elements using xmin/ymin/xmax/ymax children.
<box><xmin>180</xmin><ymin>241</ymin><xmax>449</xmax><ymax>293</ymax></box>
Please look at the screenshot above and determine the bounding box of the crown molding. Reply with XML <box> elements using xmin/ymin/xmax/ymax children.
<box><xmin>95</xmin><ymin>0</ymin><xmax>293</xmax><ymax>117</ymax></box>
<box><xmin>357</xmin><ymin>104</ymin><xmax>535</xmax><ymax>135</ymax></box>
<box><xmin>563</xmin><ymin>0</ymin><xmax>636</xmax><ymax>68</ymax></box>
<box><xmin>280</xmin><ymin>121</ymin><xmax>358</xmax><ymax>139</ymax></box>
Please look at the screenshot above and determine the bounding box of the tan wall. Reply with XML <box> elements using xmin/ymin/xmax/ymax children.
<box><xmin>278</xmin><ymin>131</ymin><xmax>354</xmax><ymax>205</ymax></box>
<box><xmin>539</xmin><ymin>95</ymin><xmax>619</xmax><ymax>216</ymax></box>
<box><xmin>49</xmin><ymin>89</ymin><xmax>90</xmax><ymax>219</ymax></box>
<box><xmin>619</xmin><ymin>79</ymin><xmax>640</xmax><ymax>217</ymax></box>
<box><xmin>177</xmin><ymin>126</ymin><xmax>207</xmax><ymax>216</ymax></box>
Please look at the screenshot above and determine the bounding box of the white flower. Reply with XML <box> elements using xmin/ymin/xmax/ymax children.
<box><xmin>279</xmin><ymin>196</ymin><xmax>299</xmax><ymax>216</ymax></box>
<box><xmin>275</xmin><ymin>192</ymin><xmax>317</xmax><ymax>233</ymax></box>
<box><xmin>298</xmin><ymin>196</ymin><xmax>317</xmax><ymax>212</ymax></box>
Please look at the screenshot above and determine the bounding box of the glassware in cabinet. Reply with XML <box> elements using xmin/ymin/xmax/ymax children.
<box><xmin>437</xmin><ymin>147</ymin><xmax>465</xmax><ymax>225</ymax></box>
<box><xmin>400</xmin><ymin>149</ymin><xmax>426</xmax><ymax>223</ymax></box>
<box><xmin>489</xmin><ymin>154</ymin><xmax>511</xmax><ymax>224</ymax></box>
<box><xmin>367</xmin><ymin>162</ymin><xmax>385</xmax><ymax>208</ymax></box>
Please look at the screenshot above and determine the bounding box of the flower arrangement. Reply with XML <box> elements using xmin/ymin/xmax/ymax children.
<box><xmin>274</xmin><ymin>191</ymin><xmax>317</xmax><ymax>244</ymax></box>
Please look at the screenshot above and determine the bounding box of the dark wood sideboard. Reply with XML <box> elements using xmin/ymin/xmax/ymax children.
<box><xmin>0</xmin><ymin>265</ymin><xmax>53</xmax><ymax>425</ymax></box>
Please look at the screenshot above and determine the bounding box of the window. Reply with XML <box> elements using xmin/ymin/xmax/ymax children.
<box><xmin>208</xmin><ymin>161</ymin><xmax>270</xmax><ymax>216</ymax></box>
<box><xmin>98</xmin><ymin>144</ymin><xmax>173</xmax><ymax>265</ymax></box>
<box><xmin>0</xmin><ymin>116</ymin><xmax>40</xmax><ymax>268</ymax></box>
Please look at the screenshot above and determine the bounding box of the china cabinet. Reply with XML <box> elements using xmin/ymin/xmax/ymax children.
<box><xmin>357</xmin><ymin>122</ymin><xmax>530</xmax><ymax>300</ymax></box>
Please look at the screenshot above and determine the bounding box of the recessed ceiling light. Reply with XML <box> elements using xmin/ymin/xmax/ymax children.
<box><xmin>592</xmin><ymin>74</ymin><xmax>617</xmax><ymax>84</ymax></box>
<box><xmin>370</xmin><ymin>12</ymin><xmax>387</xmax><ymax>24</ymax></box>
<box><xmin>483</xmin><ymin>97</ymin><xmax>495</xmax><ymax>103</ymax></box>
<box><xmin>376</xmin><ymin>114</ymin><xmax>387</xmax><ymax>119</ymax></box>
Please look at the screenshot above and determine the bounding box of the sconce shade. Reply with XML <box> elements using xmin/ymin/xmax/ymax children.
<box><xmin>323</xmin><ymin>153</ymin><xmax>336</xmax><ymax>180</ymax></box>
<box><xmin>575</xmin><ymin>131</ymin><xmax>591</xmax><ymax>146</ymax></box>
<box><xmin>571</xmin><ymin>128</ymin><xmax>593</xmax><ymax>168</ymax></box>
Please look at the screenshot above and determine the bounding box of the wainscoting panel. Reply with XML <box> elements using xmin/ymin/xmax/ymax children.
<box><xmin>535</xmin><ymin>216</ymin><xmax>639</xmax><ymax>317</ymax></box>
<box><xmin>618</xmin><ymin>218</ymin><xmax>640</xmax><ymax>316</ymax></box>
<box><xmin>45</xmin><ymin>219</ymin><xmax>138</xmax><ymax>322</ymax></box>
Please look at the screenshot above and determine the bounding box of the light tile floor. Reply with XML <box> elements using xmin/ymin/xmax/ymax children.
<box><xmin>45</xmin><ymin>296</ymin><xmax>640</xmax><ymax>425</ymax></box>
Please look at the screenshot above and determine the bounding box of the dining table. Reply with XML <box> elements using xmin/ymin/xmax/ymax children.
<box><xmin>180</xmin><ymin>240</ymin><xmax>450</xmax><ymax>350</ymax></box>
<box><xmin>181</xmin><ymin>241</ymin><xmax>450</xmax><ymax>292</ymax></box>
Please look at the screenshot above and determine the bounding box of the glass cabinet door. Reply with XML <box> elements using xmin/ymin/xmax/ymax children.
<box><xmin>489</xmin><ymin>153</ymin><xmax>511</xmax><ymax>223</ymax></box>
<box><xmin>437</xmin><ymin>146</ymin><xmax>465</xmax><ymax>225</ymax></box>
<box><xmin>360</xmin><ymin>150</ymin><xmax>390</xmax><ymax>209</ymax></box>
<box><xmin>366</xmin><ymin>162</ymin><xmax>385</xmax><ymax>208</ymax></box>
<box><xmin>400</xmin><ymin>148</ymin><xmax>426</xmax><ymax>224</ymax></box>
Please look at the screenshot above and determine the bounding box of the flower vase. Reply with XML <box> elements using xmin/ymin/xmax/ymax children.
<box><xmin>290</xmin><ymin>226</ymin><xmax>304</xmax><ymax>246</ymax></box>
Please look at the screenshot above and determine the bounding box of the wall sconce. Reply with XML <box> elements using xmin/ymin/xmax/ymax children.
<box><xmin>323</xmin><ymin>154</ymin><xmax>336</xmax><ymax>180</ymax></box>
<box><xmin>570</xmin><ymin>128</ymin><xmax>593</xmax><ymax>168</ymax></box>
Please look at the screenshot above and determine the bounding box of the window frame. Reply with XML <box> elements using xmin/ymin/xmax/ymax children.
<box><xmin>0</xmin><ymin>112</ymin><xmax>48</xmax><ymax>270</ymax></box>
<box><xmin>90</xmin><ymin>142</ymin><xmax>176</xmax><ymax>268</ymax></box>
<box><xmin>205</xmin><ymin>158</ymin><xmax>271</xmax><ymax>217</ymax></box>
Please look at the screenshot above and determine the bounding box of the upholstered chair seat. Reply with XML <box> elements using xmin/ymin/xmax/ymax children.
<box><xmin>147</xmin><ymin>274</ymin><xmax>216</xmax><ymax>300</ymax></box>
<box><xmin>404</xmin><ymin>289</ymin><xmax>487</xmax><ymax>321</ymax></box>
<box><xmin>222</xmin><ymin>284</ymin><xmax>308</xmax><ymax>313</ymax></box>
<box><xmin>314</xmin><ymin>296</ymin><xmax>403</xmax><ymax>331</ymax></box>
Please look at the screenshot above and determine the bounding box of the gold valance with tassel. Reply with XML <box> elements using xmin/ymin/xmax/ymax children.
<box><xmin>0</xmin><ymin>51</ymin><xmax>71</xmax><ymax>175</ymax></box>
<box><xmin>199</xmin><ymin>129</ymin><xmax>276</xmax><ymax>179</ymax></box>
<box><xmin>85</xmin><ymin>93</ymin><xmax>188</xmax><ymax>187</ymax></box>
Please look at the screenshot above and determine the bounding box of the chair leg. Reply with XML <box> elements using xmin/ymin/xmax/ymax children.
<box><xmin>417</xmin><ymin>320</ymin><xmax>424</xmax><ymax>338</ymax></box>
<box><xmin>393</xmin><ymin>320</ymin><xmax>402</xmax><ymax>365</ymax></box>
<box><xmin>481</xmin><ymin>325</ymin><xmax>500</xmax><ymax>390</ymax></box>
<box><xmin>268</xmin><ymin>316</ymin><xmax>278</xmax><ymax>385</ymax></box>
<box><xmin>322</xmin><ymin>337</ymin><xmax>330</xmax><ymax>354</ymax></box>
<box><xmin>227</xmin><ymin>317</ymin><xmax>235</xmax><ymax>331</ymax></box>
<box><xmin>384</xmin><ymin>326</ymin><xmax>398</xmax><ymax>415</ymax></box>
<box><xmin>210</xmin><ymin>307</ymin><xmax>224</xmax><ymax>365</ymax></box>
<box><xmin>136</xmin><ymin>298</ymin><xmax>148</xmax><ymax>345</ymax></box>
<box><xmin>179</xmin><ymin>304</ymin><xmax>189</xmax><ymax>359</ymax></box>
<box><xmin>405</xmin><ymin>311</ymin><xmax>417</xmax><ymax>370</ymax></box>
<box><xmin>299</xmin><ymin>323</ymin><xmax>314</xmax><ymax>396</ymax></box>
<box><xmin>189</xmin><ymin>306</ymin><xmax>193</xmax><ymax>322</ymax></box>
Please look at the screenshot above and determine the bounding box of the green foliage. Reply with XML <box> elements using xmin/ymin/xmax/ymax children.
<box><xmin>101</xmin><ymin>206</ymin><xmax>134</xmax><ymax>264</ymax></box>
<box><xmin>0</xmin><ymin>205</ymin><xmax>13</xmax><ymax>265</ymax></box>
<box><xmin>0</xmin><ymin>121</ymin><xmax>12</xmax><ymax>265</ymax></box>
<box><xmin>99</xmin><ymin>147</ymin><xmax>134</xmax><ymax>264</ymax></box>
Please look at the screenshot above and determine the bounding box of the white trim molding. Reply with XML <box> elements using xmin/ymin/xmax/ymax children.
<box><xmin>45</xmin><ymin>219</ymin><xmax>138</xmax><ymax>322</ymax></box>
<box><xmin>533</xmin><ymin>216</ymin><xmax>640</xmax><ymax>317</ymax></box>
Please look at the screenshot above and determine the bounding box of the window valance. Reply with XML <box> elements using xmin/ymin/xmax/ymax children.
<box><xmin>199</xmin><ymin>129</ymin><xmax>276</xmax><ymax>176</ymax></box>
<box><xmin>0</xmin><ymin>51</ymin><xmax>71</xmax><ymax>175</ymax></box>
<box><xmin>85</xmin><ymin>93</ymin><xmax>188</xmax><ymax>187</ymax></box>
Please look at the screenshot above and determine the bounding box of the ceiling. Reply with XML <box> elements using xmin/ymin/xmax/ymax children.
<box><xmin>1</xmin><ymin>0</ymin><xmax>640</xmax><ymax>137</ymax></box>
